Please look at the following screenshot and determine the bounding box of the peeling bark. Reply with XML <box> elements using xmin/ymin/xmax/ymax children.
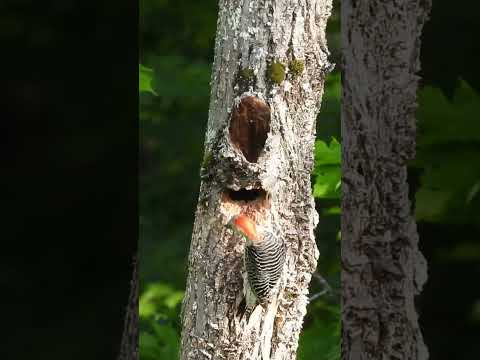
<box><xmin>180</xmin><ymin>0</ymin><xmax>332</xmax><ymax>359</ymax></box>
<box><xmin>341</xmin><ymin>1</ymin><xmax>431</xmax><ymax>359</ymax></box>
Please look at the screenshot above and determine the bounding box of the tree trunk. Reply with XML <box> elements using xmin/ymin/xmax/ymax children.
<box><xmin>118</xmin><ymin>255</ymin><xmax>138</xmax><ymax>360</ymax></box>
<box><xmin>341</xmin><ymin>1</ymin><xmax>431</xmax><ymax>359</ymax></box>
<box><xmin>180</xmin><ymin>0</ymin><xmax>332</xmax><ymax>359</ymax></box>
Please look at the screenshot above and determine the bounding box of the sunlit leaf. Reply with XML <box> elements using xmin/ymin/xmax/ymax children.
<box><xmin>139</xmin><ymin>64</ymin><xmax>157</xmax><ymax>95</ymax></box>
<box><xmin>139</xmin><ymin>282</ymin><xmax>184</xmax><ymax>319</ymax></box>
<box><xmin>313</xmin><ymin>138</ymin><xmax>341</xmax><ymax>199</ymax></box>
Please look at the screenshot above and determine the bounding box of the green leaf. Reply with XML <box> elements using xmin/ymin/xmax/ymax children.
<box><xmin>139</xmin><ymin>283</ymin><xmax>182</xmax><ymax>360</ymax></box>
<box><xmin>151</xmin><ymin>55</ymin><xmax>210</xmax><ymax>99</ymax></box>
<box><xmin>314</xmin><ymin>137</ymin><xmax>341</xmax><ymax>166</ymax></box>
<box><xmin>139</xmin><ymin>64</ymin><xmax>157</xmax><ymax>95</ymax></box>
<box><xmin>417</xmin><ymin>80</ymin><xmax>480</xmax><ymax>146</ymax></box>
<box><xmin>152</xmin><ymin>322</ymin><xmax>180</xmax><ymax>356</ymax></box>
<box><xmin>413</xmin><ymin>145</ymin><xmax>480</xmax><ymax>224</ymax></box>
<box><xmin>298</xmin><ymin>301</ymin><xmax>340</xmax><ymax>360</ymax></box>
<box><xmin>313</xmin><ymin>166</ymin><xmax>341</xmax><ymax>198</ymax></box>
<box><xmin>139</xmin><ymin>331</ymin><xmax>162</xmax><ymax>360</ymax></box>
<box><xmin>139</xmin><ymin>282</ymin><xmax>184</xmax><ymax>319</ymax></box>
<box><xmin>322</xmin><ymin>206</ymin><xmax>341</xmax><ymax>216</ymax></box>
<box><xmin>140</xmin><ymin>325</ymin><xmax>180</xmax><ymax>360</ymax></box>
<box><xmin>413</xmin><ymin>80</ymin><xmax>480</xmax><ymax>225</ymax></box>
<box><xmin>313</xmin><ymin>138</ymin><xmax>341</xmax><ymax>199</ymax></box>
<box><xmin>415</xmin><ymin>188</ymin><xmax>453</xmax><ymax>222</ymax></box>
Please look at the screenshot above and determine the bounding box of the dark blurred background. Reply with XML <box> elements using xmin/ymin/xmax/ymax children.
<box><xmin>139</xmin><ymin>0</ymin><xmax>480</xmax><ymax>359</ymax></box>
<box><xmin>2</xmin><ymin>1</ymin><xmax>137</xmax><ymax>359</ymax></box>
<box><xmin>415</xmin><ymin>1</ymin><xmax>480</xmax><ymax>358</ymax></box>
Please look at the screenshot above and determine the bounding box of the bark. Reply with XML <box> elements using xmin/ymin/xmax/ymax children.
<box><xmin>118</xmin><ymin>255</ymin><xmax>139</xmax><ymax>360</ymax></box>
<box><xmin>180</xmin><ymin>0</ymin><xmax>332</xmax><ymax>359</ymax></box>
<box><xmin>341</xmin><ymin>1</ymin><xmax>431</xmax><ymax>359</ymax></box>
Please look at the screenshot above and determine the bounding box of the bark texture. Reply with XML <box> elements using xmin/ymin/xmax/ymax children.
<box><xmin>341</xmin><ymin>1</ymin><xmax>431</xmax><ymax>359</ymax></box>
<box><xmin>180</xmin><ymin>0</ymin><xmax>332</xmax><ymax>359</ymax></box>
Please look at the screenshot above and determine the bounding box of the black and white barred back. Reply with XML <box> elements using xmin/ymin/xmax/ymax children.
<box><xmin>244</xmin><ymin>231</ymin><xmax>286</xmax><ymax>303</ymax></box>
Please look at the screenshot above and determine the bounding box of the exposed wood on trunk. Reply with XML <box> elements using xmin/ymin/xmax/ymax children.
<box><xmin>341</xmin><ymin>1</ymin><xmax>431</xmax><ymax>359</ymax></box>
<box><xmin>180</xmin><ymin>0</ymin><xmax>333</xmax><ymax>359</ymax></box>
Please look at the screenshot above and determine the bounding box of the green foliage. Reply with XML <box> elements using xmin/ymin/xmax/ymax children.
<box><xmin>317</xmin><ymin>72</ymin><xmax>341</xmax><ymax>142</ymax></box>
<box><xmin>267</xmin><ymin>62</ymin><xmax>286</xmax><ymax>84</ymax></box>
<box><xmin>148</xmin><ymin>55</ymin><xmax>211</xmax><ymax>101</ymax></box>
<box><xmin>139</xmin><ymin>54</ymin><xmax>210</xmax><ymax>287</ymax></box>
<box><xmin>416</xmin><ymin>80</ymin><xmax>480</xmax><ymax>146</ymax></box>
<box><xmin>140</xmin><ymin>282</ymin><xmax>184</xmax><ymax>319</ymax></box>
<box><xmin>308</xmin><ymin>78</ymin><xmax>341</xmax><ymax>360</ymax></box>
<box><xmin>139</xmin><ymin>64</ymin><xmax>157</xmax><ymax>95</ymax></box>
<box><xmin>139</xmin><ymin>0</ymin><xmax>215</xmax><ymax>290</ymax></box>
<box><xmin>140</xmin><ymin>324</ymin><xmax>180</xmax><ymax>360</ymax></box>
<box><xmin>325</xmin><ymin>0</ymin><xmax>341</xmax><ymax>66</ymax></box>
<box><xmin>139</xmin><ymin>282</ymin><xmax>184</xmax><ymax>360</ymax></box>
<box><xmin>140</xmin><ymin>0</ymin><xmax>217</xmax><ymax>60</ymax></box>
<box><xmin>410</xmin><ymin>80</ymin><xmax>480</xmax><ymax>355</ymax></box>
<box><xmin>313</xmin><ymin>138</ymin><xmax>341</xmax><ymax>199</ymax></box>
<box><xmin>288</xmin><ymin>59</ymin><xmax>305</xmax><ymax>77</ymax></box>
<box><xmin>298</xmin><ymin>301</ymin><xmax>340</xmax><ymax>360</ymax></box>
<box><xmin>412</xmin><ymin>80</ymin><xmax>480</xmax><ymax>225</ymax></box>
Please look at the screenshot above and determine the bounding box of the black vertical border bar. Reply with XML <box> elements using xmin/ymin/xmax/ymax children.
<box><xmin>0</xmin><ymin>1</ymin><xmax>138</xmax><ymax>359</ymax></box>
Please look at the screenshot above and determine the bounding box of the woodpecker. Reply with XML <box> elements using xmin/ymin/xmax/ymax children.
<box><xmin>228</xmin><ymin>214</ymin><xmax>286</xmax><ymax>309</ymax></box>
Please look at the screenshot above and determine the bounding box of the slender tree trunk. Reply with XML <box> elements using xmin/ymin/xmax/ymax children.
<box><xmin>118</xmin><ymin>255</ymin><xmax>138</xmax><ymax>360</ymax></box>
<box><xmin>341</xmin><ymin>1</ymin><xmax>431</xmax><ymax>359</ymax></box>
<box><xmin>180</xmin><ymin>0</ymin><xmax>332</xmax><ymax>359</ymax></box>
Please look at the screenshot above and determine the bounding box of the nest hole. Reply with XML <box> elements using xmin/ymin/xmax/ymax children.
<box><xmin>227</xmin><ymin>188</ymin><xmax>266</xmax><ymax>202</ymax></box>
<box><xmin>229</xmin><ymin>96</ymin><xmax>270</xmax><ymax>163</ymax></box>
<box><xmin>221</xmin><ymin>188</ymin><xmax>269</xmax><ymax>225</ymax></box>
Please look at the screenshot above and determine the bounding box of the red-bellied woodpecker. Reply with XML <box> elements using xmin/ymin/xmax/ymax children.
<box><xmin>228</xmin><ymin>214</ymin><xmax>286</xmax><ymax>309</ymax></box>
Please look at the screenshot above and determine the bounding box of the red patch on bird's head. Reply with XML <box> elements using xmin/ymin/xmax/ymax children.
<box><xmin>234</xmin><ymin>214</ymin><xmax>258</xmax><ymax>240</ymax></box>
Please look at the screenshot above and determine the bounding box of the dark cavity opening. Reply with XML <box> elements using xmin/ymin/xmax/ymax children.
<box><xmin>227</xmin><ymin>188</ymin><xmax>266</xmax><ymax>202</ymax></box>
<box><xmin>229</xmin><ymin>96</ymin><xmax>270</xmax><ymax>163</ymax></box>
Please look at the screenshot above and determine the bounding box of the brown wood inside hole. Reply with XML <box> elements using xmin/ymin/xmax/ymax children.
<box><xmin>229</xmin><ymin>96</ymin><xmax>270</xmax><ymax>163</ymax></box>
